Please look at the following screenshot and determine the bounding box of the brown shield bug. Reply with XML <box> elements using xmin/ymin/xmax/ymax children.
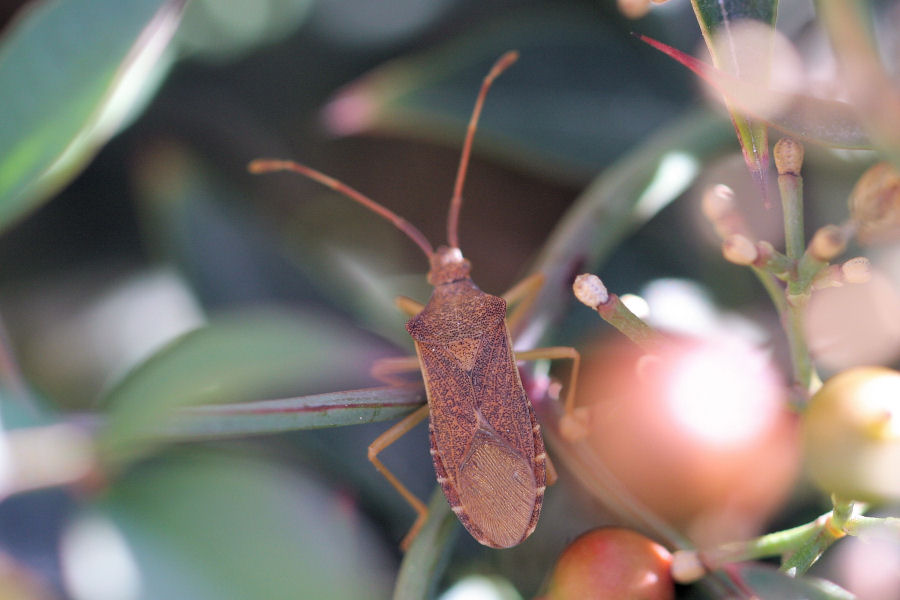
<box><xmin>250</xmin><ymin>51</ymin><xmax>579</xmax><ymax>549</ymax></box>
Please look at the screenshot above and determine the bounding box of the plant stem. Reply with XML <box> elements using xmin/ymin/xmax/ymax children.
<box><xmin>780</xmin><ymin>497</ymin><xmax>854</xmax><ymax>575</ymax></box>
<box><xmin>777</xmin><ymin>169</ymin><xmax>819</xmax><ymax>395</ymax></box>
<box><xmin>593</xmin><ymin>293</ymin><xmax>659</xmax><ymax>350</ymax></box>
<box><xmin>751</xmin><ymin>266</ymin><xmax>787</xmax><ymax>316</ymax></box>
<box><xmin>698</xmin><ymin>507</ymin><xmax>859</xmax><ymax>576</ymax></box>
<box><xmin>796</xmin><ymin>251</ymin><xmax>828</xmax><ymax>291</ymax></box>
<box><xmin>779</xmin><ymin>172</ymin><xmax>804</xmax><ymax>283</ymax></box>
<box><xmin>700</xmin><ymin>513</ymin><xmax>827</xmax><ymax>567</ymax></box>
<box><xmin>830</xmin><ymin>495</ymin><xmax>856</xmax><ymax>531</ymax></box>
<box><xmin>695</xmin><ymin>499</ymin><xmax>900</xmax><ymax>583</ymax></box>
<box><xmin>785</xmin><ymin>299</ymin><xmax>818</xmax><ymax>396</ymax></box>
<box><xmin>844</xmin><ymin>515</ymin><xmax>900</xmax><ymax>537</ymax></box>
<box><xmin>780</xmin><ymin>519</ymin><xmax>845</xmax><ymax>576</ymax></box>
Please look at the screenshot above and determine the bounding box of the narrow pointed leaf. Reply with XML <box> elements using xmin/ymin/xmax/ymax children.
<box><xmin>0</xmin><ymin>0</ymin><xmax>186</xmax><ymax>231</ymax></box>
<box><xmin>639</xmin><ymin>34</ymin><xmax>870</xmax><ymax>149</ymax></box>
<box><xmin>692</xmin><ymin>0</ymin><xmax>776</xmax><ymax>35</ymax></box>
<box><xmin>690</xmin><ymin>0</ymin><xmax>777</xmax><ymax>203</ymax></box>
<box><xmin>165</xmin><ymin>386</ymin><xmax>423</xmax><ymax>439</ymax></box>
<box><xmin>97</xmin><ymin>309</ymin><xmax>391</xmax><ymax>466</ymax></box>
<box><xmin>732</xmin><ymin>113</ymin><xmax>770</xmax><ymax>205</ymax></box>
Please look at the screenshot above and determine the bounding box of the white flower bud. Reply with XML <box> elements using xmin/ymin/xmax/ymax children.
<box><xmin>573</xmin><ymin>273</ymin><xmax>609</xmax><ymax>308</ymax></box>
<box><xmin>722</xmin><ymin>234</ymin><xmax>758</xmax><ymax>265</ymax></box>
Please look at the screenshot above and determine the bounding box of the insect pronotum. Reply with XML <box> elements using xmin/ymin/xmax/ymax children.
<box><xmin>250</xmin><ymin>51</ymin><xmax>580</xmax><ymax>549</ymax></box>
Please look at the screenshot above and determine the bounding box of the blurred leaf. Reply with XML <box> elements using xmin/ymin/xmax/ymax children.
<box><xmin>319</xmin><ymin>9</ymin><xmax>691</xmax><ymax>183</ymax></box>
<box><xmin>638</xmin><ymin>34</ymin><xmax>870</xmax><ymax>149</ymax></box>
<box><xmin>97</xmin><ymin>308</ymin><xmax>391</xmax><ymax>467</ymax></box>
<box><xmin>0</xmin><ymin>0</ymin><xmax>185</xmax><ymax>231</ymax></box>
<box><xmin>394</xmin><ymin>488</ymin><xmax>458</xmax><ymax>600</ymax></box>
<box><xmin>166</xmin><ymin>386</ymin><xmax>424</xmax><ymax>439</ymax></box>
<box><xmin>0</xmin><ymin>385</ymin><xmax>59</xmax><ymax>432</ymax></box>
<box><xmin>176</xmin><ymin>0</ymin><xmax>314</xmax><ymax>59</ymax></box>
<box><xmin>135</xmin><ymin>140</ymin><xmax>419</xmax><ymax>349</ymax></box>
<box><xmin>80</xmin><ymin>450</ymin><xmax>391</xmax><ymax>600</ymax></box>
<box><xmin>733</xmin><ymin>563</ymin><xmax>856</xmax><ymax>600</ymax></box>
<box><xmin>691</xmin><ymin>0</ymin><xmax>776</xmax><ymax>36</ymax></box>
<box><xmin>691</xmin><ymin>0</ymin><xmax>777</xmax><ymax>204</ymax></box>
<box><xmin>0</xmin><ymin>322</ymin><xmax>55</xmax><ymax>429</ymax></box>
<box><xmin>530</xmin><ymin>109</ymin><xmax>734</xmax><ymax>341</ymax></box>
<box><xmin>817</xmin><ymin>2</ymin><xmax>900</xmax><ymax>164</ymax></box>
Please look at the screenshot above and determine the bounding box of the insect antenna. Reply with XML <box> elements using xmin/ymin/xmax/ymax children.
<box><xmin>446</xmin><ymin>50</ymin><xmax>519</xmax><ymax>249</ymax></box>
<box><xmin>248</xmin><ymin>159</ymin><xmax>435</xmax><ymax>260</ymax></box>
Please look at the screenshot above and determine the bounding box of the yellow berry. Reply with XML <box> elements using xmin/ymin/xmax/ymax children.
<box><xmin>803</xmin><ymin>367</ymin><xmax>900</xmax><ymax>502</ymax></box>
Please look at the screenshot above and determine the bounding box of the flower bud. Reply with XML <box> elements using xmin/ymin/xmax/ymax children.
<box><xmin>808</xmin><ymin>225</ymin><xmax>847</xmax><ymax>261</ymax></box>
<box><xmin>755</xmin><ymin>240</ymin><xmax>773</xmax><ymax>262</ymax></box>
<box><xmin>722</xmin><ymin>234</ymin><xmax>758</xmax><ymax>265</ymax></box>
<box><xmin>573</xmin><ymin>273</ymin><xmax>609</xmax><ymax>308</ymax></box>
<box><xmin>812</xmin><ymin>265</ymin><xmax>843</xmax><ymax>290</ymax></box>
<box><xmin>774</xmin><ymin>138</ymin><xmax>804</xmax><ymax>176</ymax></box>
<box><xmin>671</xmin><ymin>550</ymin><xmax>705</xmax><ymax>584</ymax></box>
<box><xmin>617</xmin><ymin>0</ymin><xmax>650</xmax><ymax>18</ymax></box>
<box><xmin>701</xmin><ymin>184</ymin><xmax>736</xmax><ymax>222</ymax></box>
<box><xmin>849</xmin><ymin>162</ymin><xmax>900</xmax><ymax>244</ymax></box>
<box><xmin>842</xmin><ymin>257</ymin><xmax>872</xmax><ymax>284</ymax></box>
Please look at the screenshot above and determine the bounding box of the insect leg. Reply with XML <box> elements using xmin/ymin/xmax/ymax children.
<box><xmin>515</xmin><ymin>346</ymin><xmax>585</xmax><ymax>442</ymax></box>
<box><xmin>367</xmin><ymin>404</ymin><xmax>430</xmax><ymax>550</ymax></box>
<box><xmin>515</xmin><ymin>346</ymin><xmax>580</xmax><ymax>416</ymax></box>
<box><xmin>394</xmin><ymin>295</ymin><xmax>425</xmax><ymax>317</ymax></box>
<box><xmin>502</xmin><ymin>272</ymin><xmax>545</xmax><ymax>335</ymax></box>
<box><xmin>545</xmin><ymin>451</ymin><xmax>559</xmax><ymax>486</ymax></box>
<box><xmin>370</xmin><ymin>356</ymin><xmax>422</xmax><ymax>386</ymax></box>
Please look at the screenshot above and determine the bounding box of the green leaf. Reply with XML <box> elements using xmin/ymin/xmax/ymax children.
<box><xmin>638</xmin><ymin>34</ymin><xmax>870</xmax><ymax>149</ymax></box>
<box><xmin>0</xmin><ymin>0</ymin><xmax>185</xmax><ymax>231</ymax></box>
<box><xmin>176</xmin><ymin>0</ymin><xmax>314</xmax><ymax>59</ymax></box>
<box><xmin>97</xmin><ymin>308</ymin><xmax>393</xmax><ymax>467</ymax></box>
<box><xmin>0</xmin><ymin>384</ymin><xmax>59</xmax><ymax>431</ymax></box>
<box><xmin>692</xmin><ymin>0</ymin><xmax>776</xmax><ymax>31</ymax></box>
<box><xmin>317</xmin><ymin>9</ymin><xmax>692</xmax><ymax>183</ymax></box>
<box><xmin>691</xmin><ymin>0</ymin><xmax>778</xmax><ymax>204</ymax></box>
<box><xmin>77</xmin><ymin>450</ymin><xmax>392</xmax><ymax>600</ymax></box>
<box><xmin>734</xmin><ymin>563</ymin><xmax>856</xmax><ymax>600</ymax></box>
<box><xmin>393</xmin><ymin>488</ymin><xmax>458</xmax><ymax>600</ymax></box>
<box><xmin>165</xmin><ymin>386</ymin><xmax>423</xmax><ymax>439</ymax></box>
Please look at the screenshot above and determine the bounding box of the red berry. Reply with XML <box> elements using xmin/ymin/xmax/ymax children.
<box><xmin>575</xmin><ymin>337</ymin><xmax>799</xmax><ymax>546</ymax></box>
<box><xmin>546</xmin><ymin>528</ymin><xmax>674</xmax><ymax>600</ymax></box>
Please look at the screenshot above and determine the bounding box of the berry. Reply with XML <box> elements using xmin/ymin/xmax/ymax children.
<box><xmin>546</xmin><ymin>528</ymin><xmax>674</xmax><ymax>600</ymax></box>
